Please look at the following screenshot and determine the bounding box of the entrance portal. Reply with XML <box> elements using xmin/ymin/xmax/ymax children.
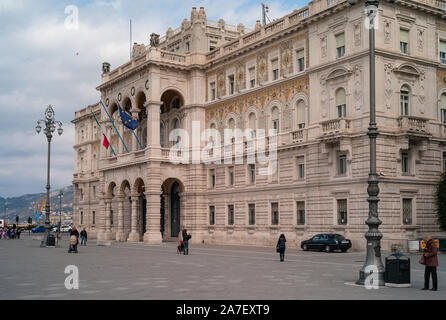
<box><xmin>139</xmin><ymin>193</ymin><xmax>146</xmax><ymax>241</ymax></box>
<box><xmin>170</xmin><ymin>182</ymin><xmax>181</xmax><ymax>237</ymax></box>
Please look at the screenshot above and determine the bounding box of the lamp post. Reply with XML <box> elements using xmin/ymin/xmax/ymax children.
<box><xmin>58</xmin><ymin>190</ymin><xmax>63</xmax><ymax>238</ymax></box>
<box><xmin>347</xmin><ymin>0</ymin><xmax>395</xmax><ymax>286</ymax></box>
<box><xmin>35</xmin><ymin>105</ymin><xmax>63</xmax><ymax>247</ymax></box>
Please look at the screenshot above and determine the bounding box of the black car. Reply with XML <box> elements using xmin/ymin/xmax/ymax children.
<box><xmin>301</xmin><ymin>234</ymin><xmax>352</xmax><ymax>253</ymax></box>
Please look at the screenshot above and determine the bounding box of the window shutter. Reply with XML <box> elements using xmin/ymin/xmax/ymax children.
<box><xmin>272</xmin><ymin>59</ymin><xmax>278</xmax><ymax>70</ymax></box>
<box><xmin>400</xmin><ymin>29</ymin><xmax>409</xmax><ymax>43</ymax></box>
<box><xmin>272</xmin><ymin>107</ymin><xmax>279</xmax><ymax>120</ymax></box>
<box><xmin>441</xmin><ymin>40</ymin><xmax>446</xmax><ymax>52</ymax></box>
<box><xmin>441</xmin><ymin>93</ymin><xmax>446</xmax><ymax>107</ymax></box>
<box><xmin>296</xmin><ymin>100</ymin><xmax>305</xmax><ymax>125</ymax></box>
<box><xmin>296</xmin><ymin>49</ymin><xmax>304</xmax><ymax>59</ymax></box>
<box><xmin>336</xmin><ymin>88</ymin><xmax>346</xmax><ymax>106</ymax></box>
<box><xmin>249</xmin><ymin>113</ymin><xmax>256</xmax><ymax>130</ymax></box>
<box><xmin>336</xmin><ymin>33</ymin><xmax>345</xmax><ymax>48</ymax></box>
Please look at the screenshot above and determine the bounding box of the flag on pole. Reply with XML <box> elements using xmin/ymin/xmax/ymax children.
<box><xmin>91</xmin><ymin>110</ymin><xmax>116</xmax><ymax>156</ymax></box>
<box><xmin>118</xmin><ymin>103</ymin><xmax>138</xmax><ymax>130</ymax></box>
<box><xmin>102</xmin><ymin>134</ymin><xmax>110</xmax><ymax>149</ymax></box>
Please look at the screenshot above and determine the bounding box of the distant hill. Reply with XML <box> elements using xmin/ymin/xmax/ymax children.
<box><xmin>0</xmin><ymin>185</ymin><xmax>73</xmax><ymax>223</ymax></box>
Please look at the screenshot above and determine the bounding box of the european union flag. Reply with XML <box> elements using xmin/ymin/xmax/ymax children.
<box><xmin>118</xmin><ymin>104</ymin><xmax>138</xmax><ymax>130</ymax></box>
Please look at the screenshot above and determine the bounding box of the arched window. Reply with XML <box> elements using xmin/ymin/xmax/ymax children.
<box><xmin>160</xmin><ymin>122</ymin><xmax>165</xmax><ymax>147</ymax></box>
<box><xmin>228</xmin><ymin>118</ymin><xmax>235</xmax><ymax>143</ymax></box>
<box><xmin>248</xmin><ymin>112</ymin><xmax>256</xmax><ymax>138</ymax></box>
<box><xmin>209</xmin><ymin>123</ymin><xmax>216</xmax><ymax>146</ymax></box>
<box><xmin>440</xmin><ymin>93</ymin><xmax>446</xmax><ymax>124</ymax></box>
<box><xmin>173</xmin><ymin>118</ymin><xmax>180</xmax><ymax>146</ymax></box>
<box><xmin>400</xmin><ymin>85</ymin><xmax>410</xmax><ymax>116</ymax></box>
<box><xmin>336</xmin><ymin>88</ymin><xmax>346</xmax><ymax>118</ymax></box>
<box><xmin>296</xmin><ymin>100</ymin><xmax>306</xmax><ymax>129</ymax></box>
<box><xmin>271</xmin><ymin>106</ymin><xmax>280</xmax><ymax>133</ymax></box>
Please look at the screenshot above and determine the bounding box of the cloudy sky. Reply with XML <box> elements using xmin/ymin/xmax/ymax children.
<box><xmin>0</xmin><ymin>0</ymin><xmax>307</xmax><ymax>198</ymax></box>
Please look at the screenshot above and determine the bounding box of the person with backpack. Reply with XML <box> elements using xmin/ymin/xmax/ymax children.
<box><xmin>68</xmin><ymin>226</ymin><xmax>80</xmax><ymax>253</ymax></box>
<box><xmin>276</xmin><ymin>234</ymin><xmax>287</xmax><ymax>262</ymax></box>
<box><xmin>182</xmin><ymin>229</ymin><xmax>191</xmax><ymax>255</ymax></box>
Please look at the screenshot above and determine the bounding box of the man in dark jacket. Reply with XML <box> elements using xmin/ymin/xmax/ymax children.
<box><xmin>80</xmin><ymin>228</ymin><xmax>87</xmax><ymax>246</ymax></box>
<box><xmin>422</xmin><ymin>236</ymin><xmax>439</xmax><ymax>291</ymax></box>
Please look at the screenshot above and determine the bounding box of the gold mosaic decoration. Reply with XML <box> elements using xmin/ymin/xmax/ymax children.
<box><xmin>257</xmin><ymin>51</ymin><xmax>268</xmax><ymax>84</ymax></box>
<box><xmin>438</xmin><ymin>69</ymin><xmax>446</xmax><ymax>90</ymax></box>
<box><xmin>217</xmin><ymin>69</ymin><xmax>226</xmax><ymax>98</ymax></box>
<box><xmin>205</xmin><ymin>75</ymin><xmax>309</xmax><ymax>125</ymax></box>
<box><xmin>280</xmin><ymin>40</ymin><xmax>293</xmax><ymax>77</ymax></box>
<box><xmin>236</xmin><ymin>60</ymin><xmax>246</xmax><ymax>92</ymax></box>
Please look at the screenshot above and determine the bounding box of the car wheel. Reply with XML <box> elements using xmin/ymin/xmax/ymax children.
<box><xmin>341</xmin><ymin>248</ymin><xmax>348</xmax><ymax>253</ymax></box>
<box><xmin>325</xmin><ymin>245</ymin><xmax>331</xmax><ymax>253</ymax></box>
<box><xmin>303</xmin><ymin>244</ymin><xmax>308</xmax><ymax>251</ymax></box>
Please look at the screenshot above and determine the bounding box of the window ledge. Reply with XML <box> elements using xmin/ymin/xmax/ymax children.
<box><xmin>402</xmin><ymin>225</ymin><xmax>418</xmax><ymax>230</ymax></box>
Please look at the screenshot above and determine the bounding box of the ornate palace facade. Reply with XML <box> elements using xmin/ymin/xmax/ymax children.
<box><xmin>73</xmin><ymin>0</ymin><xmax>446</xmax><ymax>250</ymax></box>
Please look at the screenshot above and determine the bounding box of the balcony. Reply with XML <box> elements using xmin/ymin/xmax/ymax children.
<box><xmin>321</xmin><ymin>118</ymin><xmax>351</xmax><ymax>134</ymax></box>
<box><xmin>398</xmin><ymin>116</ymin><xmax>430</xmax><ymax>135</ymax></box>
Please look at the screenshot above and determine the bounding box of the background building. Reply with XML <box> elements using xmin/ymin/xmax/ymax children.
<box><xmin>73</xmin><ymin>0</ymin><xmax>446</xmax><ymax>250</ymax></box>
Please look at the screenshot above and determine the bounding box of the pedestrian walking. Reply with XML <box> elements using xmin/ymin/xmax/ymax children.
<box><xmin>80</xmin><ymin>228</ymin><xmax>87</xmax><ymax>246</ymax></box>
<box><xmin>420</xmin><ymin>236</ymin><xmax>438</xmax><ymax>291</ymax></box>
<box><xmin>182</xmin><ymin>229</ymin><xmax>191</xmax><ymax>255</ymax></box>
<box><xmin>276</xmin><ymin>234</ymin><xmax>286</xmax><ymax>262</ymax></box>
<box><xmin>16</xmin><ymin>228</ymin><xmax>21</xmax><ymax>239</ymax></box>
<box><xmin>68</xmin><ymin>226</ymin><xmax>80</xmax><ymax>253</ymax></box>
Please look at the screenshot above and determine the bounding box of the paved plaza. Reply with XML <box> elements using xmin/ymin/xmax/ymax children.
<box><xmin>0</xmin><ymin>234</ymin><xmax>445</xmax><ymax>300</ymax></box>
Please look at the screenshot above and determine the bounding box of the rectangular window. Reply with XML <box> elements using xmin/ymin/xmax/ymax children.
<box><xmin>110</xmin><ymin>209</ymin><xmax>113</xmax><ymax>225</ymax></box>
<box><xmin>297</xmin><ymin>156</ymin><xmax>305</xmax><ymax>179</ymax></box>
<box><xmin>249</xmin><ymin>67</ymin><xmax>256</xmax><ymax>88</ymax></box>
<box><xmin>228</xmin><ymin>204</ymin><xmax>234</xmax><ymax>225</ymax></box>
<box><xmin>402</xmin><ymin>198</ymin><xmax>412</xmax><ymax>225</ymax></box>
<box><xmin>401</xmin><ymin>90</ymin><xmax>410</xmax><ymax>116</ymax></box>
<box><xmin>271</xmin><ymin>202</ymin><xmax>279</xmax><ymax>225</ymax></box>
<box><xmin>338</xmin><ymin>154</ymin><xmax>347</xmax><ymax>175</ymax></box>
<box><xmin>336</xmin><ymin>33</ymin><xmax>345</xmax><ymax>58</ymax></box>
<box><xmin>92</xmin><ymin>186</ymin><xmax>96</xmax><ymax>199</ymax></box>
<box><xmin>209</xmin><ymin>206</ymin><xmax>215</xmax><ymax>225</ymax></box>
<box><xmin>210</xmin><ymin>169</ymin><xmax>216</xmax><ymax>188</ymax></box>
<box><xmin>210</xmin><ymin>82</ymin><xmax>216</xmax><ymax>101</ymax></box>
<box><xmin>296</xmin><ymin>49</ymin><xmax>305</xmax><ymax>72</ymax></box>
<box><xmin>271</xmin><ymin>58</ymin><xmax>279</xmax><ymax>80</ymax></box>
<box><xmin>228</xmin><ymin>75</ymin><xmax>235</xmax><ymax>95</ymax></box>
<box><xmin>400</xmin><ymin>29</ymin><xmax>409</xmax><ymax>54</ymax></box>
<box><xmin>228</xmin><ymin>166</ymin><xmax>234</xmax><ymax>186</ymax></box>
<box><xmin>185</xmin><ymin>42</ymin><xmax>190</xmax><ymax>52</ymax></box>
<box><xmin>402</xmin><ymin>151</ymin><xmax>410</xmax><ymax>173</ymax></box>
<box><xmin>440</xmin><ymin>40</ymin><xmax>446</xmax><ymax>64</ymax></box>
<box><xmin>249</xmin><ymin>204</ymin><xmax>256</xmax><ymax>225</ymax></box>
<box><xmin>297</xmin><ymin>201</ymin><xmax>305</xmax><ymax>225</ymax></box>
<box><xmin>337</xmin><ymin>199</ymin><xmax>347</xmax><ymax>225</ymax></box>
<box><xmin>443</xmin><ymin>152</ymin><xmax>446</xmax><ymax>172</ymax></box>
<box><xmin>92</xmin><ymin>211</ymin><xmax>96</xmax><ymax>225</ymax></box>
<box><xmin>80</xmin><ymin>211</ymin><xmax>83</xmax><ymax>225</ymax></box>
<box><xmin>337</xmin><ymin>104</ymin><xmax>346</xmax><ymax>118</ymax></box>
<box><xmin>249</xmin><ymin>164</ymin><xmax>256</xmax><ymax>184</ymax></box>
<box><xmin>441</xmin><ymin>109</ymin><xmax>446</xmax><ymax>124</ymax></box>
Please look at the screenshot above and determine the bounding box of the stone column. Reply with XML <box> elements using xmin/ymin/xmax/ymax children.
<box><xmin>97</xmin><ymin>197</ymin><xmax>106</xmax><ymax>240</ymax></box>
<box><xmin>145</xmin><ymin>101</ymin><xmax>162</xmax><ymax>158</ymax></box>
<box><xmin>127</xmin><ymin>194</ymin><xmax>140</xmax><ymax>242</ymax></box>
<box><xmin>115</xmin><ymin>195</ymin><xmax>125</xmax><ymax>241</ymax></box>
<box><xmin>131</xmin><ymin>108</ymin><xmax>140</xmax><ymax>151</ymax></box>
<box><xmin>143</xmin><ymin>190</ymin><xmax>162</xmax><ymax>245</ymax></box>
<box><xmin>103</xmin><ymin>199</ymin><xmax>113</xmax><ymax>240</ymax></box>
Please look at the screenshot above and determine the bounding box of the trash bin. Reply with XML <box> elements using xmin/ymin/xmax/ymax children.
<box><xmin>46</xmin><ymin>234</ymin><xmax>56</xmax><ymax>247</ymax></box>
<box><xmin>385</xmin><ymin>252</ymin><xmax>411</xmax><ymax>287</ymax></box>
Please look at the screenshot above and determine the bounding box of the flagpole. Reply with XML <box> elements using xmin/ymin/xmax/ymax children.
<box><xmin>99</xmin><ymin>100</ymin><xmax>129</xmax><ymax>153</ymax></box>
<box><xmin>115</xmin><ymin>99</ymin><xmax>144</xmax><ymax>151</ymax></box>
<box><xmin>90</xmin><ymin>110</ymin><xmax>116</xmax><ymax>156</ymax></box>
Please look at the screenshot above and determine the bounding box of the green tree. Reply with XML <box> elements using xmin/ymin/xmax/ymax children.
<box><xmin>436</xmin><ymin>171</ymin><xmax>446</xmax><ymax>231</ymax></box>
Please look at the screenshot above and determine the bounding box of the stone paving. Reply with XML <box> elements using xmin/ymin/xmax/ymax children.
<box><xmin>0</xmin><ymin>234</ymin><xmax>445</xmax><ymax>300</ymax></box>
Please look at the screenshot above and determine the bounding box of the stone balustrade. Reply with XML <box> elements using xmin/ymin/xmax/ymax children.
<box><xmin>321</xmin><ymin>118</ymin><xmax>351</xmax><ymax>135</ymax></box>
<box><xmin>398</xmin><ymin>116</ymin><xmax>428</xmax><ymax>133</ymax></box>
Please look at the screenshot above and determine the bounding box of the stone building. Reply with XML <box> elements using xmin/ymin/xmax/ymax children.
<box><xmin>72</xmin><ymin>0</ymin><xmax>446</xmax><ymax>250</ymax></box>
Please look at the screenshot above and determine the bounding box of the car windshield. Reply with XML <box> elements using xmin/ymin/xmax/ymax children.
<box><xmin>332</xmin><ymin>234</ymin><xmax>345</xmax><ymax>240</ymax></box>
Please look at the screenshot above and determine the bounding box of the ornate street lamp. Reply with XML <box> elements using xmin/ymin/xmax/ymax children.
<box><xmin>36</xmin><ymin>105</ymin><xmax>63</xmax><ymax>247</ymax></box>
<box><xmin>347</xmin><ymin>0</ymin><xmax>395</xmax><ymax>286</ymax></box>
<box><xmin>58</xmin><ymin>190</ymin><xmax>63</xmax><ymax>239</ymax></box>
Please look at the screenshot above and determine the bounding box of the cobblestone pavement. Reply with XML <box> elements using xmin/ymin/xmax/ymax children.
<box><xmin>0</xmin><ymin>234</ymin><xmax>444</xmax><ymax>300</ymax></box>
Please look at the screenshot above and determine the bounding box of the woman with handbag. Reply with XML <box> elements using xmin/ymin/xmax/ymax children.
<box><xmin>276</xmin><ymin>234</ymin><xmax>286</xmax><ymax>262</ymax></box>
<box><xmin>420</xmin><ymin>236</ymin><xmax>438</xmax><ymax>291</ymax></box>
